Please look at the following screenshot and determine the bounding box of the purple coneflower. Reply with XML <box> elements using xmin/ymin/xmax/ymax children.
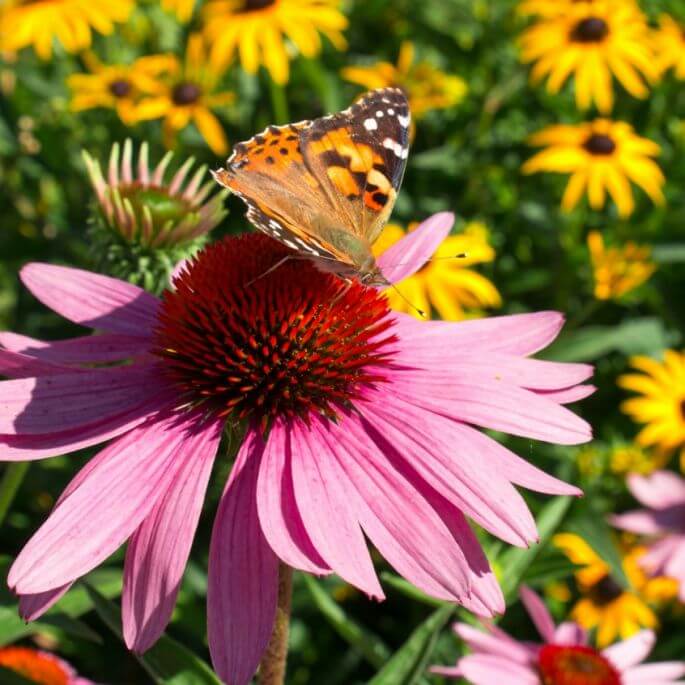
<box><xmin>432</xmin><ymin>586</ymin><xmax>685</xmax><ymax>684</ymax></box>
<box><xmin>1</xmin><ymin>213</ymin><xmax>593</xmax><ymax>684</ymax></box>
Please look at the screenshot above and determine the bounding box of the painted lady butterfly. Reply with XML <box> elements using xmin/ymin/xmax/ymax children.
<box><xmin>213</xmin><ymin>88</ymin><xmax>410</xmax><ymax>285</ymax></box>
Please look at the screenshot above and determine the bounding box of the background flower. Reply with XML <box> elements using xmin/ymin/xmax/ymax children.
<box><xmin>0</xmin><ymin>646</ymin><xmax>96</xmax><ymax>685</ymax></box>
<box><xmin>654</xmin><ymin>14</ymin><xmax>685</xmax><ymax>80</ymax></box>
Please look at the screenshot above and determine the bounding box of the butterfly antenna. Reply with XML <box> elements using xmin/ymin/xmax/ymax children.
<box><xmin>389</xmin><ymin>282</ymin><xmax>426</xmax><ymax>319</ymax></box>
<box><xmin>244</xmin><ymin>255</ymin><xmax>293</xmax><ymax>287</ymax></box>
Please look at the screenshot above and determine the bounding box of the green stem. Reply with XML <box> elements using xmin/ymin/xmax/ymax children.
<box><xmin>258</xmin><ymin>563</ymin><xmax>293</xmax><ymax>685</ymax></box>
<box><xmin>567</xmin><ymin>298</ymin><xmax>603</xmax><ymax>330</ymax></box>
<box><xmin>269</xmin><ymin>80</ymin><xmax>289</xmax><ymax>125</ymax></box>
<box><xmin>0</xmin><ymin>462</ymin><xmax>29</xmax><ymax>528</ymax></box>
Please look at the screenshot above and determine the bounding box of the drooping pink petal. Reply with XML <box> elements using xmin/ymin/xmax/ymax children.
<box><xmin>319</xmin><ymin>411</ymin><xmax>472</xmax><ymax>603</ymax></box>
<box><xmin>289</xmin><ymin>418</ymin><xmax>383</xmax><ymax>599</ymax></box>
<box><xmin>627</xmin><ymin>472</ymin><xmax>685</xmax><ymax>509</ymax></box>
<box><xmin>255</xmin><ymin>419</ymin><xmax>330</xmax><ymax>575</ymax></box>
<box><xmin>0</xmin><ymin>331</ymin><xmax>151</xmax><ymax>364</ymax></box>
<box><xmin>519</xmin><ymin>586</ymin><xmax>556</xmax><ymax>643</ymax></box>
<box><xmin>18</xmin><ymin>586</ymin><xmax>72</xmax><ymax>621</ymax></box>
<box><xmin>458</xmin><ymin>654</ymin><xmax>540</xmax><ymax>684</ymax></box>
<box><xmin>207</xmin><ymin>428</ymin><xmax>279</xmax><ymax>685</ymax></box>
<box><xmin>553</xmin><ymin>621</ymin><xmax>588</xmax><ymax>646</ymax></box>
<box><xmin>536</xmin><ymin>385</ymin><xmax>596</xmax><ymax>404</ymax></box>
<box><xmin>610</xmin><ymin>510</ymin><xmax>671</xmax><ymax>535</ymax></box>
<box><xmin>453</xmin><ymin>623</ymin><xmax>535</xmax><ymax>665</ymax></box>
<box><xmin>391</xmin><ymin>310</ymin><xmax>565</xmax><ymax>357</ymax></box>
<box><xmin>20</xmin><ymin>263</ymin><xmax>159</xmax><ymax>337</ymax></box>
<box><xmin>0</xmin><ymin>349</ymin><xmax>74</xmax><ymax>378</ymax></box>
<box><xmin>376</xmin><ymin>212</ymin><xmax>454</xmax><ymax>285</ymax></box>
<box><xmin>623</xmin><ymin>662</ymin><xmax>685</xmax><ymax>683</ymax></box>
<box><xmin>603</xmin><ymin>630</ymin><xmax>655</xmax><ymax>670</ymax></box>
<box><xmin>123</xmin><ymin>413</ymin><xmax>223</xmax><ymax>653</ymax></box>
<box><xmin>0</xmin><ymin>365</ymin><xmax>163</xmax><ymax>435</ymax></box>
<box><xmin>8</xmin><ymin>410</ymin><xmax>199</xmax><ymax>593</ymax></box>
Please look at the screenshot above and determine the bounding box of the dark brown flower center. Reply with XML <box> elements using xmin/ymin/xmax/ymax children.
<box><xmin>172</xmin><ymin>82</ymin><xmax>202</xmax><ymax>105</ymax></box>
<box><xmin>584</xmin><ymin>134</ymin><xmax>616</xmax><ymax>155</ymax></box>
<box><xmin>680</xmin><ymin>399</ymin><xmax>685</xmax><ymax>421</ymax></box>
<box><xmin>109</xmin><ymin>79</ymin><xmax>132</xmax><ymax>98</ymax></box>
<box><xmin>589</xmin><ymin>574</ymin><xmax>624</xmax><ymax>606</ymax></box>
<box><xmin>539</xmin><ymin>645</ymin><xmax>620</xmax><ymax>685</ymax></box>
<box><xmin>236</xmin><ymin>0</ymin><xmax>276</xmax><ymax>12</ymax></box>
<box><xmin>571</xmin><ymin>17</ymin><xmax>609</xmax><ymax>43</ymax></box>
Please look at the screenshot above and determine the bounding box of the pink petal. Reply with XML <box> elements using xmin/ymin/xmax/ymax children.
<box><xmin>207</xmin><ymin>428</ymin><xmax>279</xmax><ymax>685</ymax></box>
<box><xmin>603</xmin><ymin>630</ymin><xmax>655</xmax><ymax>670</ymax></box>
<box><xmin>519</xmin><ymin>585</ymin><xmax>556</xmax><ymax>643</ymax></box>
<box><xmin>319</xmin><ymin>412</ymin><xmax>472</xmax><ymax>603</ymax></box>
<box><xmin>377</xmin><ymin>212</ymin><xmax>454</xmax><ymax>285</ymax></box>
<box><xmin>552</xmin><ymin>621</ymin><xmax>588</xmax><ymax>646</ymax></box>
<box><xmin>453</xmin><ymin>623</ymin><xmax>535</xmax><ymax>664</ymax></box>
<box><xmin>627</xmin><ymin>472</ymin><xmax>685</xmax><ymax>509</ymax></box>
<box><xmin>392</xmin><ymin>310</ymin><xmax>565</xmax><ymax>356</ymax></box>
<box><xmin>8</xmin><ymin>410</ymin><xmax>198</xmax><ymax>593</ymax></box>
<box><xmin>537</xmin><ymin>385</ymin><xmax>596</xmax><ymax>404</ymax></box>
<box><xmin>623</xmin><ymin>662</ymin><xmax>685</xmax><ymax>683</ymax></box>
<box><xmin>289</xmin><ymin>419</ymin><xmax>383</xmax><ymax>599</ymax></box>
<box><xmin>20</xmin><ymin>263</ymin><xmax>159</xmax><ymax>336</ymax></box>
<box><xmin>458</xmin><ymin>654</ymin><xmax>540</xmax><ymax>685</ymax></box>
<box><xmin>428</xmin><ymin>665</ymin><xmax>462</xmax><ymax>678</ymax></box>
<box><xmin>0</xmin><ymin>365</ymin><xmax>163</xmax><ymax>435</ymax></box>
<box><xmin>123</xmin><ymin>413</ymin><xmax>223</xmax><ymax>653</ymax></box>
<box><xmin>0</xmin><ymin>348</ymin><xmax>74</xmax><ymax>378</ymax></box>
<box><xmin>0</xmin><ymin>331</ymin><xmax>151</xmax><ymax>364</ymax></box>
<box><xmin>19</xmin><ymin>585</ymin><xmax>72</xmax><ymax>621</ymax></box>
<box><xmin>610</xmin><ymin>510</ymin><xmax>669</xmax><ymax>535</ymax></box>
<box><xmin>255</xmin><ymin>419</ymin><xmax>330</xmax><ymax>575</ymax></box>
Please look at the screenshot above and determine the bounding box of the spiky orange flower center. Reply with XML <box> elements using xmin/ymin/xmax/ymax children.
<box><xmin>539</xmin><ymin>645</ymin><xmax>621</xmax><ymax>685</ymax></box>
<box><xmin>0</xmin><ymin>647</ymin><xmax>70</xmax><ymax>685</ymax></box>
<box><xmin>153</xmin><ymin>234</ymin><xmax>397</xmax><ymax>426</ymax></box>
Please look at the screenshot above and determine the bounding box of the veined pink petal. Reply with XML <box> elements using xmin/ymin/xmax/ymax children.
<box><xmin>458</xmin><ymin>654</ymin><xmax>540</xmax><ymax>684</ymax></box>
<box><xmin>453</xmin><ymin>623</ymin><xmax>535</xmax><ymax>665</ymax></box>
<box><xmin>0</xmin><ymin>331</ymin><xmax>151</xmax><ymax>364</ymax></box>
<box><xmin>19</xmin><ymin>585</ymin><xmax>72</xmax><ymax>621</ymax></box>
<box><xmin>553</xmin><ymin>621</ymin><xmax>588</xmax><ymax>646</ymax></box>
<box><xmin>319</xmin><ymin>412</ymin><xmax>472</xmax><ymax>603</ymax></box>
<box><xmin>377</xmin><ymin>212</ymin><xmax>454</xmax><ymax>285</ymax></box>
<box><xmin>0</xmin><ymin>365</ymin><xmax>162</xmax><ymax>435</ymax></box>
<box><xmin>8</xmin><ymin>410</ymin><xmax>199</xmax><ymax>593</ymax></box>
<box><xmin>520</xmin><ymin>585</ymin><xmax>556</xmax><ymax>643</ymax></box>
<box><xmin>0</xmin><ymin>349</ymin><xmax>75</xmax><ymax>378</ymax></box>
<box><xmin>623</xmin><ymin>661</ymin><xmax>685</xmax><ymax>683</ymax></box>
<box><xmin>603</xmin><ymin>630</ymin><xmax>655</xmax><ymax>670</ymax></box>
<box><xmin>289</xmin><ymin>418</ymin><xmax>383</xmax><ymax>599</ymax></box>
<box><xmin>391</xmin><ymin>310</ymin><xmax>565</xmax><ymax>356</ymax></box>
<box><xmin>207</xmin><ymin>428</ymin><xmax>279</xmax><ymax>685</ymax></box>
<box><xmin>20</xmin><ymin>263</ymin><xmax>159</xmax><ymax>336</ymax></box>
<box><xmin>256</xmin><ymin>419</ymin><xmax>330</xmax><ymax>575</ymax></box>
<box><xmin>627</xmin><ymin>471</ymin><xmax>685</xmax><ymax>509</ymax></box>
<box><xmin>537</xmin><ymin>385</ymin><xmax>596</xmax><ymax>404</ymax></box>
<box><xmin>123</xmin><ymin>413</ymin><xmax>223</xmax><ymax>653</ymax></box>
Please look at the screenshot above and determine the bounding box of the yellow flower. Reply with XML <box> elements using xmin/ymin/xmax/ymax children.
<box><xmin>519</xmin><ymin>0</ymin><xmax>657</xmax><ymax>113</ymax></box>
<box><xmin>554</xmin><ymin>533</ymin><xmax>677</xmax><ymax>647</ymax></box>
<box><xmin>68</xmin><ymin>53</ymin><xmax>176</xmax><ymax>125</ymax></box>
<box><xmin>523</xmin><ymin>120</ymin><xmax>664</xmax><ymax>217</ymax></box>
<box><xmin>619</xmin><ymin>351</ymin><xmax>685</xmax><ymax>465</ymax></box>
<box><xmin>133</xmin><ymin>35</ymin><xmax>234</xmax><ymax>155</ymax></box>
<box><xmin>0</xmin><ymin>0</ymin><xmax>132</xmax><ymax>60</ymax></box>
<box><xmin>202</xmin><ymin>0</ymin><xmax>347</xmax><ymax>85</ymax></box>
<box><xmin>517</xmin><ymin>0</ymin><xmax>639</xmax><ymax>18</ymax></box>
<box><xmin>587</xmin><ymin>230</ymin><xmax>655</xmax><ymax>301</ymax></box>
<box><xmin>162</xmin><ymin>0</ymin><xmax>196</xmax><ymax>22</ymax></box>
<box><xmin>342</xmin><ymin>41</ymin><xmax>467</xmax><ymax>122</ymax></box>
<box><xmin>609</xmin><ymin>443</ymin><xmax>670</xmax><ymax>476</ymax></box>
<box><xmin>653</xmin><ymin>14</ymin><xmax>685</xmax><ymax>80</ymax></box>
<box><xmin>372</xmin><ymin>221</ymin><xmax>501</xmax><ymax>321</ymax></box>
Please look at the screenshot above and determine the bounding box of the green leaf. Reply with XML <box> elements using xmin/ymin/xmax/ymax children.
<box><xmin>303</xmin><ymin>575</ymin><xmax>390</xmax><ymax>668</ymax></box>
<box><xmin>367</xmin><ymin>605</ymin><xmax>453</xmax><ymax>685</ymax></box>
<box><xmin>498</xmin><ymin>496</ymin><xmax>572</xmax><ymax>601</ymax></box>
<box><xmin>85</xmin><ymin>584</ymin><xmax>222</xmax><ymax>685</ymax></box>
<box><xmin>652</xmin><ymin>244</ymin><xmax>685</xmax><ymax>263</ymax></box>
<box><xmin>0</xmin><ymin>667</ymin><xmax>39</xmax><ymax>685</ymax></box>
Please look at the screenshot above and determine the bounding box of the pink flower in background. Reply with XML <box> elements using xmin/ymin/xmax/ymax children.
<box><xmin>1</xmin><ymin>213</ymin><xmax>593</xmax><ymax>685</ymax></box>
<box><xmin>432</xmin><ymin>586</ymin><xmax>685</xmax><ymax>684</ymax></box>
<box><xmin>611</xmin><ymin>471</ymin><xmax>685</xmax><ymax>601</ymax></box>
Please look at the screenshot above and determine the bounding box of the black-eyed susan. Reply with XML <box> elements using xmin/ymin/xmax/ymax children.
<box><xmin>68</xmin><ymin>54</ymin><xmax>176</xmax><ymax>126</ymax></box>
<box><xmin>134</xmin><ymin>35</ymin><xmax>234</xmax><ymax>155</ymax></box>
<box><xmin>517</xmin><ymin>0</ymin><xmax>639</xmax><ymax>18</ymax></box>
<box><xmin>0</xmin><ymin>0</ymin><xmax>132</xmax><ymax>60</ymax></box>
<box><xmin>372</xmin><ymin>220</ymin><xmax>501</xmax><ymax>321</ymax></box>
<box><xmin>554</xmin><ymin>533</ymin><xmax>677</xmax><ymax>647</ymax></box>
<box><xmin>519</xmin><ymin>0</ymin><xmax>657</xmax><ymax>113</ymax></box>
<box><xmin>342</xmin><ymin>41</ymin><xmax>467</xmax><ymax>123</ymax></box>
<box><xmin>587</xmin><ymin>230</ymin><xmax>655</xmax><ymax>301</ymax></box>
<box><xmin>619</xmin><ymin>351</ymin><xmax>685</xmax><ymax>466</ymax></box>
<box><xmin>523</xmin><ymin>120</ymin><xmax>665</xmax><ymax>217</ymax></box>
<box><xmin>161</xmin><ymin>0</ymin><xmax>196</xmax><ymax>22</ymax></box>
<box><xmin>202</xmin><ymin>0</ymin><xmax>347</xmax><ymax>85</ymax></box>
<box><xmin>654</xmin><ymin>14</ymin><xmax>685</xmax><ymax>80</ymax></box>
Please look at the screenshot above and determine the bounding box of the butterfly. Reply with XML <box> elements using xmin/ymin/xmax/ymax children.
<box><xmin>212</xmin><ymin>87</ymin><xmax>410</xmax><ymax>286</ymax></box>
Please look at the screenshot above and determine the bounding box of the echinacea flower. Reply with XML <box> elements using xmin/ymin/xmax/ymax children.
<box><xmin>523</xmin><ymin>120</ymin><xmax>665</xmax><ymax>217</ymax></box>
<box><xmin>0</xmin><ymin>646</ymin><xmax>96</xmax><ymax>685</ymax></box>
<box><xmin>612</xmin><ymin>471</ymin><xmax>685</xmax><ymax>602</ymax></box>
<box><xmin>619</xmin><ymin>351</ymin><xmax>685</xmax><ymax>465</ymax></box>
<box><xmin>554</xmin><ymin>532</ymin><xmax>677</xmax><ymax>646</ymax></box>
<box><xmin>431</xmin><ymin>586</ymin><xmax>685</xmax><ymax>684</ymax></box>
<box><xmin>519</xmin><ymin>0</ymin><xmax>658</xmax><ymax>113</ymax></box>
<box><xmin>82</xmin><ymin>139</ymin><xmax>227</xmax><ymax>292</ymax></box>
<box><xmin>653</xmin><ymin>14</ymin><xmax>685</xmax><ymax>80</ymax></box>
<box><xmin>1</xmin><ymin>213</ymin><xmax>593</xmax><ymax>684</ymax></box>
<box><xmin>133</xmin><ymin>35</ymin><xmax>234</xmax><ymax>155</ymax></box>
<box><xmin>372</xmin><ymin>220</ymin><xmax>500</xmax><ymax>320</ymax></box>
<box><xmin>0</xmin><ymin>0</ymin><xmax>132</xmax><ymax>60</ymax></box>
<box><xmin>202</xmin><ymin>0</ymin><xmax>347</xmax><ymax>85</ymax></box>
<box><xmin>68</xmin><ymin>54</ymin><xmax>177</xmax><ymax>126</ymax></box>
<box><xmin>587</xmin><ymin>230</ymin><xmax>655</xmax><ymax>301</ymax></box>
<box><xmin>342</xmin><ymin>41</ymin><xmax>467</xmax><ymax>127</ymax></box>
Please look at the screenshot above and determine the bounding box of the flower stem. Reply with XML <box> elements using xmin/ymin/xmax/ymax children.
<box><xmin>269</xmin><ymin>80</ymin><xmax>289</xmax><ymax>125</ymax></box>
<box><xmin>0</xmin><ymin>462</ymin><xmax>29</xmax><ymax>529</ymax></box>
<box><xmin>258</xmin><ymin>563</ymin><xmax>293</xmax><ymax>685</ymax></box>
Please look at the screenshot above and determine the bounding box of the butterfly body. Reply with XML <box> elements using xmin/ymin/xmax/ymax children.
<box><xmin>213</xmin><ymin>87</ymin><xmax>411</xmax><ymax>285</ymax></box>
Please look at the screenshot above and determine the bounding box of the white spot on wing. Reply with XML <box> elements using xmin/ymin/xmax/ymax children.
<box><xmin>364</xmin><ymin>118</ymin><xmax>378</xmax><ymax>131</ymax></box>
<box><xmin>398</xmin><ymin>114</ymin><xmax>411</xmax><ymax>127</ymax></box>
